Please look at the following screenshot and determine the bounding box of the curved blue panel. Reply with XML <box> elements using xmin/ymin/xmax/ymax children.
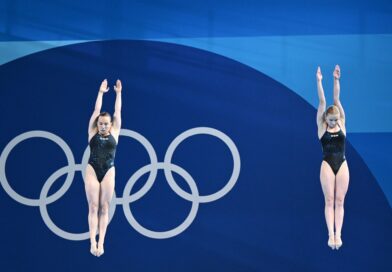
<box><xmin>0</xmin><ymin>40</ymin><xmax>391</xmax><ymax>271</ymax></box>
<box><xmin>348</xmin><ymin>132</ymin><xmax>392</xmax><ymax>206</ymax></box>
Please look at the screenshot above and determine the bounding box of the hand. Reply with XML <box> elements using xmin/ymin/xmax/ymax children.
<box><xmin>114</xmin><ymin>79</ymin><xmax>122</xmax><ymax>93</ymax></box>
<box><xmin>316</xmin><ymin>66</ymin><xmax>323</xmax><ymax>81</ymax></box>
<box><xmin>333</xmin><ymin>65</ymin><xmax>341</xmax><ymax>80</ymax></box>
<box><xmin>99</xmin><ymin>79</ymin><xmax>110</xmax><ymax>93</ymax></box>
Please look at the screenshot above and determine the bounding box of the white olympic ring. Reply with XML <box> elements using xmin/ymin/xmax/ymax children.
<box><xmin>0</xmin><ymin>127</ymin><xmax>241</xmax><ymax>240</ymax></box>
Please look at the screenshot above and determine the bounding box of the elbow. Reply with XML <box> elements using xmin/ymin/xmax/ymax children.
<box><xmin>113</xmin><ymin>111</ymin><xmax>121</xmax><ymax>119</ymax></box>
<box><xmin>319</xmin><ymin>99</ymin><xmax>326</xmax><ymax>106</ymax></box>
<box><xmin>114</xmin><ymin>106</ymin><xmax>122</xmax><ymax>113</ymax></box>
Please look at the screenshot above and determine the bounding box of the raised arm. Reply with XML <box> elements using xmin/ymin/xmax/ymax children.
<box><xmin>316</xmin><ymin>67</ymin><xmax>326</xmax><ymax>131</ymax></box>
<box><xmin>88</xmin><ymin>79</ymin><xmax>109</xmax><ymax>135</ymax></box>
<box><xmin>112</xmin><ymin>79</ymin><xmax>122</xmax><ymax>137</ymax></box>
<box><xmin>333</xmin><ymin>65</ymin><xmax>346</xmax><ymax>124</ymax></box>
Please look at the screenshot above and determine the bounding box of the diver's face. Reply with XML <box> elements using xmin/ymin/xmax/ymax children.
<box><xmin>97</xmin><ymin>116</ymin><xmax>112</xmax><ymax>134</ymax></box>
<box><xmin>326</xmin><ymin>114</ymin><xmax>340</xmax><ymax>129</ymax></box>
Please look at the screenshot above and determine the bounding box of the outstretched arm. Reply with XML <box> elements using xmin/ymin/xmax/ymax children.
<box><xmin>88</xmin><ymin>79</ymin><xmax>109</xmax><ymax>134</ymax></box>
<box><xmin>316</xmin><ymin>66</ymin><xmax>326</xmax><ymax>127</ymax></box>
<box><xmin>333</xmin><ymin>65</ymin><xmax>346</xmax><ymax>124</ymax></box>
<box><xmin>112</xmin><ymin>79</ymin><xmax>122</xmax><ymax>134</ymax></box>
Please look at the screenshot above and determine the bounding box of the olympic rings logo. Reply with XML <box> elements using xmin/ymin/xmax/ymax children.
<box><xmin>0</xmin><ymin>127</ymin><xmax>241</xmax><ymax>240</ymax></box>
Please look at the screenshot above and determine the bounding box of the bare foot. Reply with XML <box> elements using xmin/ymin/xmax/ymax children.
<box><xmin>328</xmin><ymin>234</ymin><xmax>335</xmax><ymax>250</ymax></box>
<box><xmin>335</xmin><ymin>234</ymin><xmax>343</xmax><ymax>250</ymax></box>
<box><xmin>96</xmin><ymin>243</ymin><xmax>104</xmax><ymax>257</ymax></box>
<box><xmin>90</xmin><ymin>242</ymin><xmax>98</xmax><ymax>256</ymax></box>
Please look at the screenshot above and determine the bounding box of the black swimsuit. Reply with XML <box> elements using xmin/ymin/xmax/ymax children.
<box><xmin>320</xmin><ymin>127</ymin><xmax>346</xmax><ymax>175</ymax></box>
<box><xmin>88</xmin><ymin>133</ymin><xmax>117</xmax><ymax>182</ymax></box>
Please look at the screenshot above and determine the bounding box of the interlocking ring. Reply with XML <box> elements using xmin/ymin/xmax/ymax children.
<box><xmin>0</xmin><ymin>127</ymin><xmax>241</xmax><ymax>240</ymax></box>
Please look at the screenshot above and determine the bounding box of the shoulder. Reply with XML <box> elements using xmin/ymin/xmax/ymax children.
<box><xmin>88</xmin><ymin>130</ymin><xmax>98</xmax><ymax>142</ymax></box>
<box><xmin>317</xmin><ymin>121</ymin><xmax>327</xmax><ymax>139</ymax></box>
<box><xmin>338</xmin><ymin>120</ymin><xmax>346</xmax><ymax>135</ymax></box>
<box><xmin>109</xmin><ymin>129</ymin><xmax>120</xmax><ymax>144</ymax></box>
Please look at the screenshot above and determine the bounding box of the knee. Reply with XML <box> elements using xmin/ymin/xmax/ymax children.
<box><xmin>89</xmin><ymin>202</ymin><xmax>99</xmax><ymax>214</ymax></box>
<box><xmin>99</xmin><ymin>202</ymin><xmax>110</xmax><ymax>215</ymax></box>
<box><xmin>335</xmin><ymin>197</ymin><xmax>345</xmax><ymax>207</ymax></box>
<box><xmin>325</xmin><ymin>196</ymin><xmax>334</xmax><ymax>208</ymax></box>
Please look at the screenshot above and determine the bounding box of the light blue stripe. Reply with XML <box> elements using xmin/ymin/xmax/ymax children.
<box><xmin>0</xmin><ymin>40</ymin><xmax>94</xmax><ymax>65</ymax></box>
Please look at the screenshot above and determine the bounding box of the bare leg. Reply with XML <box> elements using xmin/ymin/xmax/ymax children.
<box><xmin>96</xmin><ymin>167</ymin><xmax>115</xmax><ymax>257</ymax></box>
<box><xmin>320</xmin><ymin>161</ymin><xmax>336</xmax><ymax>249</ymax></box>
<box><xmin>335</xmin><ymin>161</ymin><xmax>349</xmax><ymax>249</ymax></box>
<box><xmin>85</xmin><ymin>164</ymin><xmax>100</xmax><ymax>256</ymax></box>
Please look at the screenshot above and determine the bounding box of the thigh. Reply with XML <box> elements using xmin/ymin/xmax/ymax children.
<box><xmin>99</xmin><ymin>167</ymin><xmax>115</xmax><ymax>205</ymax></box>
<box><xmin>85</xmin><ymin>164</ymin><xmax>100</xmax><ymax>204</ymax></box>
<box><xmin>335</xmin><ymin>161</ymin><xmax>349</xmax><ymax>198</ymax></box>
<box><xmin>320</xmin><ymin>161</ymin><xmax>336</xmax><ymax>198</ymax></box>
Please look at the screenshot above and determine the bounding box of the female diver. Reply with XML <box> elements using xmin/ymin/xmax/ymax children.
<box><xmin>85</xmin><ymin>79</ymin><xmax>122</xmax><ymax>256</ymax></box>
<box><xmin>316</xmin><ymin>65</ymin><xmax>349</xmax><ymax>250</ymax></box>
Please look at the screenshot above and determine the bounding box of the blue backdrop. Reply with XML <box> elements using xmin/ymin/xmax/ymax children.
<box><xmin>1</xmin><ymin>1</ymin><xmax>391</xmax><ymax>271</ymax></box>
